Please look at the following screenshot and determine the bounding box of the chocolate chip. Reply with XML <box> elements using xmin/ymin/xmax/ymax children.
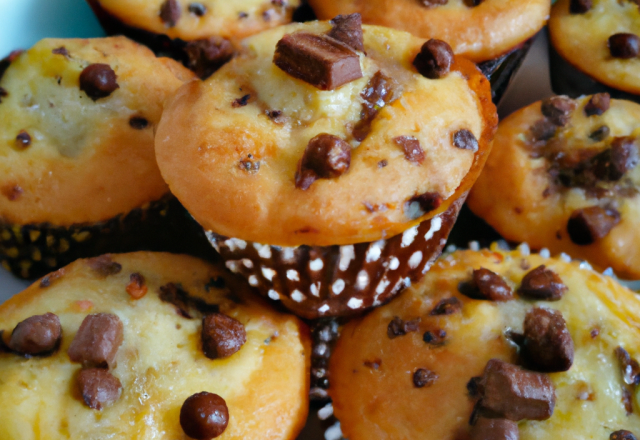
<box><xmin>423</xmin><ymin>328</ymin><xmax>446</xmax><ymax>347</ymax></box>
<box><xmin>453</xmin><ymin>129</ymin><xmax>479</xmax><ymax>152</ymax></box>
<box><xmin>478</xmin><ymin>359</ymin><xmax>555</xmax><ymax>421</ymax></box>
<box><xmin>239</xmin><ymin>157</ymin><xmax>260</xmax><ymax>173</ymax></box>
<box><xmin>590</xmin><ymin>125</ymin><xmax>610</xmax><ymax>141</ymax></box>
<box><xmin>615</xmin><ymin>346</ymin><xmax>640</xmax><ymax>385</ymax></box>
<box><xmin>623</xmin><ymin>387</ymin><xmax>634</xmax><ymax>415</ymax></box>
<box><xmin>68</xmin><ymin>313</ymin><xmax>123</xmax><ymax>368</ymax></box>
<box><xmin>593</xmin><ymin>136</ymin><xmax>639</xmax><ymax>181</ymax></box>
<box><xmin>86</xmin><ymin>255</ymin><xmax>122</xmax><ymax>277</ymax></box>
<box><xmin>52</xmin><ymin>46</ymin><xmax>69</xmax><ymax>56</ymax></box>
<box><xmin>584</xmin><ymin>93</ymin><xmax>610</xmax><ymax>116</ymax></box>
<box><xmin>274</xmin><ymin>32</ymin><xmax>362</xmax><ymax>90</ymax></box>
<box><xmin>266</xmin><ymin>109</ymin><xmax>284</xmax><ymax>122</ymax></box>
<box><xmin>609</xmin><ymin>33</ymin><xmax>640</xmax><ymax>59</ymax></box>
<box><xmin>126</xmin><ymin>273</ymin><xmax>147</xmax><ymax>299</ymax></box>
<box><xmin>184</xmin><ymin>37</ymin><xmax>234</xmax><ymax>79</ymax></box>
<box><xmin>430</xmin><ymin>297</ymin><xmax>462</xmax><ymax>315</ymax></box>
<box><xmin>353</xmin><ymin>71</ymin><xmax>397</xmax><ymax>141</ymax></box>
<box><xmin>238</xmin><ymin>11</ymin><xmax>248</xmax><ymax>18</ymax></box>
<box><xmin>327</xmin><ymin>14</ymin><xmax>364</xmax><ymax>52</ymax></box>
<box><xmin>467</xmin><ymin>268</ymin><xmax>514</xmax><ymax>301</ymax></box>
<box><xmin>180</xmin><ymin>392</ymin><xmax>229</xmax><ymax>439</ymax></box>
<box><xmin>77</xmin><ymin>368</ymin><xmax>122</xmax><ymax>410</ymax></box>
<box><xmin>518</xmin><ymin>265</ymin><xmax>567</xmax><ymax>301</ymax></box>
<box><xmin>540</xmin><ymin>96</ymin><xmax>577</xmax><ymax>127</ymax></box>
<box><xmin>567</xmin><ymin>206</ymin><xmax>620</xmax><ymax>245</ymax></box>
<box><xmin>160</xmin><ymin>0</ymin><xmax>181</xmax><ymax>26</ymax></box>
<box><xmin>378</xmin><ymin>159</ymin><xmax>388</xmax><ymax>168</ymax></box>
<box><xmin>470</xmin><ymin>417</ymin><xmax>519</xmax><ymax>440</ymax></box>
<box><xmin>79</xmin><ymin>64</ymin><xmax>119</xmax><ymax>101</ymax></box>
<box><xmin>8</xmin><ymin>313</ymin><xmax>61</xmax><ymax>356</ymax></box>
<box><xmin>531</xmin><ymin>119</ymin><xmax>557</xmax><ymax>142</ymax></box>
<box><xmin>611</xmin><ymin>431</ymin><xmax>638</xmax><ymax>440</ymax></box>
<box><xmin>295</xmin><ymin>133</ymin><xmax>351</xmax><ymax>190</ymax></box>
<box><xmin>413</xmin><ymin>39</ymin><xmax>454</xmax><ymax>79</ymax></box>
<box><xmin>421</xmin><ymin>0</ymin><xmax>449</xmax><ymax>7</ymax></box>
<box><xmin>15</xmin><ymin>130</ymin><xmax>31</xmax><ymax>149</ymax></box>
<box><xmin>413</xmin><ymin>368</ymin><xmax>438</xmax><ymax>388</ymax></box>
<box><xmin>405</xmin><ymin>192</ymin><xmax>443</xmax><ymax>219</ymax></box>
<box><xmin>202</xmin><ymin>313</ymin><xmax>246</xmax><ymax>359</ymax></box>
<box><xmin>569</xmin><ymin>0</ymin><xmax>592</xmax><ymax>13</ymax></box>
<box><xmin>522</xmin><ymin>307</ymin><xmax>574</xmax><ymax>372</ymax></box>
<box><xmin>232</xmin><ymin>94</ymin><xmax>251</xmax><ymax>107</ymax></box>
<box><xmin>387</xmin><ymin>316</ymin><xmax>420</xmax><ymax>339</ymax></box>
<box><xmin>188</xmin><ymin>2</ymin><xmax>207</xmax><ymax>16</ymax></box>
<box><xmin>394</xmin><ymin>136</ymin><xmax>425</xmax><ymax>164</ymax></box>
<box><xmin>129</xmin><ymin>116</ymin><xmax>148</xmax><ymax>130</ymax></box>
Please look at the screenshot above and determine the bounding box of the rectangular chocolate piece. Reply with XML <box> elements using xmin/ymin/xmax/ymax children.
<box><xmin>274</xmin><ymin>32</ymin><xmax>363</xmax><ymax>90</ymax></box>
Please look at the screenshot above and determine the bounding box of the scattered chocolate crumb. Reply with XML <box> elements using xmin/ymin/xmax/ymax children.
<box><xmin>387</xmin><ymin>316</ymin><xmax>421</xmax><ymax>339</ymax></box>
<box><xmin>590</xmin><ymin>327</ymin><xmax>600</xmax><ymax>338</ymax></box>
<box><xmin>623</xmin><ymin>387</ymin><xmax>634</xmax><ymax>415</ymax></box>
<box><xmin>86</xmin><ymin>255</ymin><xmax>122</xmax><ymax>277</ymax></box>
<box><xmin>518</xmin><ymin>265</ymin><xmax>567</xmax><ymax>301</ymax></box>
<box><xmin>430</xmin><ymin>297</ymin><xmax>462</xmax><ymax>315</ymax></box>
<box><xmin>327</xmin><ymin>13</ymin><xmax>364</xmax><ymax>52</ymax></box>
<box><xmin>394</xmin><ymin>136</ymin><xmax>425</xmax><ymax>164</ymax></box>
<box><xmin>8</xmin><ymin>313</ymin><xmax>62</xmax><ymax>356</ymax></box>
<box><xmin>239</xmin><ymin>156</ymin><xmax>260</xmax><ymax>173</ymax></box>
<box><xmin>522</xmin><ymin>307</ymin><xmax>574</xmax><ymax>372</ymax></box>
<box><xmin>129</xmin><ymin>116</ymin><xmax>149</xmax><ymax>130</ymax></box>
<box><xmin>364</xmin><ymin>358</ymin><xmax>382</xmax><ymax>369</ymax></box>
<box><xmin>77</xmin><ymin>368</ymin><xmax>122</xmax><ymax>410</ymax></box>
<box><xmin>423</xmin><ymin>328</ymin><xmax>447</xmax><ymax>347</ymax></box>
<box><xmin>590</xmin><ymin>125</ymin><xmax>610</xmax><ymax>141</ymax></box>
<box><xmin>184</xmin><ymin>37</ymin><xmax>234</xmax><ymax>79</ymax></box>
<box><xmin>531</xmin><ymin>119</ymin><xmax>557</xmax><ymax>142</ymax></box>
<box><xmin>126</xmin><ymin>273</ymin><xmax>147</xmax><ymax>299</ymax></box>
<box><xmin>180</xmin><ymin>392</ymin><xmax>229</xmax><ymax>439</ymax></box>
<box><xmin>39</xmin><ymin>268</ymin><xmax>64</xmax><ymax>288</ymax></box>
<box><xmin>611</xmin><ymin>430</ymin><xmax>638</xmax><ymax>440</ymax></box>
<box><xmin>52</xmin><ymin>47</ymin><xmax>69</xmax><ymax>56</ymax></box>
<box><xmin>232</xmin><ymin>94</ymin><xmax>251</xmax><ymax>107</ymax></box>
<box><xmin>239</xmin><ymin>11</ymin><xmax>248</xmax><ymax>18</ymax></box>
<box><xmin>541</xmin><ymin>96</ymin><xmax>577</xmax><ymax>126</ymax></box>
<box><xmin>405</xmin><ymin>192</ymin><xmax>443</xmax><ymax>219</ymax></box>
<box><xmin>295</xmin><ymin>133</ymin><xmax>351</xmax><ymax>190</ymax></box>
<box><xmin>615</xmin><ymin>346</ymin><xmax>640</xmax><ymax>385</ymax></box>
<box><xmin>79</xmin><ymin>64</ymin><xmax>119</xmax><ymax>101</ymax></box>
<box><xmin>467</xmin><ymin>376</ymin><xmax>483</xmax><ymax>398</ymax></box>
<box><xmin>353</xmin><ymin>71</ymin><xmax>396</xmax><ymax>141</ymax></box>
<box><xmin>413</xmin><ymin>39</ymin><xmax>454</xmax><ymax>79</ymax></box>
<box><xmin>201</xmin><ymin>313</ymin><xmax>247</xmax><ymax>359</ymax></box>
<box><xmin>160</xmin><ymin>0</ymin><xmax>181</xmax><ymax>27</ymax></box>
<box><xmin>470</xmin><ymin>417</ymin><xmax>519</xmax><ymax>440</ymax></box>
<box><xmin>584</xmin><ymin>93</ymin><xmax>610</xmax><ymax>116</ymax></box>
<box><xmin>413</xmin><ymin>368</ymin><xmax>438</xmax><ymax>388</ymax></box>
<box><xmin>2</xmin><ymin>184</ymin><xmax>23</xmax><ymax>201</ymax></box>
<box><xmin>15</xmin><ymin>130</ymin><xmax>31</xmax><ymax>148</ymax></box>
<box><xmin>453</xmin><ymin>129</ymin><xmax>479</xmax><ymax>152</ymax></box>
<box><xmin>421</xmin><ymin>0</ymin><xmax>449</xmax><ymax>7</ymax></box>
<box><xmin>570</xmin><ymin>0</ymin><xmax>592</xmax><ymax>13</ymax></box>
<box><xmin>378</xmin><ymin>159</ymin><xmax>388</xmax><ymax>168</ymax></box>
<box><xmin>609</xmin><ymin>33</ymin><xmax>640</xmax><ymax>59</ymax></box>
<box><xmin>567</xmin><ymin>206</ymin><xmax>620</xmax><ymax>245</ymax></box>
<box><xmin>266</xmin><ymin>109</ymin><xmax>284</xmax><ymax>123</ymax></box>
<box><xmin>67</xmin><ymin>313</ymin><xmax>124</xmax><ymax>368</ymax></box>
<box><xmin>188</xmin><ymin>2</ymin><xmax>207</xmax><ymax>16</ymax></box>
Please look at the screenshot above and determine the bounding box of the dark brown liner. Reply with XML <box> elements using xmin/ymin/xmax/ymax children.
<box><xmin>478</xmin><ymin>38</ymin><xmax>534</xmax><ymax>105</ymax></box>
<box><xmin>206</xmin><ymin>198</ymin><xmax>463</xmax><ymax>320</ymax></box>
<box><xmin>0</xmin><ymin>194</ymin><xmax>216</xmax><ymax>279</ymax></box>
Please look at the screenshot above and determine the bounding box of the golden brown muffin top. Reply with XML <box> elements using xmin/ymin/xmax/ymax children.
<box><xmin>156</xmin><ymin>21</ymin><xmax>496</xmax><ymax>246</ymax></box>
<box><xmin>0</xmin><ymin>252</ymin><xmax>310</xmax><ymax>440</ymax></box>
<box><xmin>0</xmin><ymin>37</ymin><xmax>194</xmax><ymax>226</ymax></box>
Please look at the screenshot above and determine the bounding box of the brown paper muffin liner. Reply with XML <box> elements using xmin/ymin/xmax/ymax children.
<box><xmin>206</xmin><ymin>197</ymin><xmax>463</xmax><ymax>319</ymax></box>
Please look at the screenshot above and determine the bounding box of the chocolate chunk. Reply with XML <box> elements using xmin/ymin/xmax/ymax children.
<box><xmin>540</xmin><ymin>96</ymin><xmax>577</xmax><ymax>127</ymax></box>
<box><xmin>470</xmin><ymin>417</ymin><xmax>519</xmax><ymax>440</ymax></box>
<box><xmin>584</xmin><ymin>93</ymin><xmax>610</xmax><ymax>116</ymax></box>
<box><xmin>609</xmin><ymin>33</ymin><xmax>640</xmax><ymax>59</ymax></box>
<box><xmin>430</xmin><ymin>297</ymin><xmax>462</xmax><ymax>315</ymax></box>
<box><xmin>126</xmin><ymin>272</ymin><xmax>147</xmax><ymax>299</ymax></box>
<box><xmin>593</xmin><ymin>136</ymin><xmax>639</xmax><ymax>181</ymax></box>
<box><xmin>68</xmin><ymin>313</ymin><xmax>123</xmax><ymax>368</ymax></box>
<box><xmin>616</xmin><ymin>346</ymin><xmax>640</xmax><ymax>385</ymax></box>
<box><xmin>394</xmin><ymin>136</ymin><xmax>425</xmax><ymax>164</ymax></box>
<box><xmin>77</xmin><ymin>368</ymin><xmax>122</xmax><ymax>410</ymax></box>
<box><xmin>567</xmin><ymin>206</ymin><xmax>620</xmax><ymax>245</ymax></box>
<box><xmin>413</xmin><ymin>368</ymin><xmax>438</xmax><ymax>388</ymax></box>
<box><xmin>421</xmin><ymin>0</ymin><xmax>449</xmax><ymax>7</ymax></box>
<box><xmin>518</xmin><ymin>265</ymin><xmax>567</xmax><ymax>301</ymax></box>
<box><xmin>569</xmin><ymin>0</ymin><xmax>592</xmax><ymax>13</ymax></box>
<box><xmin>413</xmin><ymin>39</ymin><xmax>454</xmax><ymax>79</ymax></box>
<box><xmin>180</xmin><ymin>392</ymin><xmax>229</xmax><ymax>439</ymax></box>
<box><xmin>611</xmin><ymin>431</ymin><xmax>638</xmax><ymax>440</ymax></box>
<box><xmin>202</xmin><ymin>313</ymin><xmax>246</xmax><ymax>359</ymax></box>
<box><xmin>52</xmin><ymin>47</ymin><xmax>69</xmax><ymax>56</ymax></box>
<box><xmin>387</xmin><ymin>316</ymin><xmax>420</xmax><ymax>339</ymax></box>
<box><xmin>184</xmin><ymin>37</ymin><xmax>234</xmax><ymax>79</ymax></box>
<box><xmin>479</xmin><ymin>359</ymin><xmax>555</xmax><ymax>421</ymax></box>
<box><xmin>232</xmin><ymin>94</ymin><xmax>251</xmax><ymax>108</ymax></box>
<box><xmin>522</xmin><ymin>307</ymin><xmax>574</xmax><ymax>372</ymax></box>
<box><xmin>86</xmin><ymin>255</ymin><xmax>122</xmax><ymax>277</ymax></box>
<box><xmin>295</xmin><ymin>133</ymin><xmax>351</xmax><ymax>190</ymax></box>
<box><xmin>353</xmin><ymin>71</ymin><xmax>397</xmax><ymax>141</ymax></box>
<box><xmin>405</xmin><ymin>192</ymin><xmax>444</xmax><ymax>219</ymax></box>
<box><xmin>15</xmin><ymin>130</ymin><xmax>31</xmax><ymax>149</ymax></box>
<box><xmin>8</xmin><ymin>313</ymin><xmax>61</xmax><ymax>356</ymax></box>
<box><xmin>129</xmin><ymin>116</ymin><xmax>148</xmax><ymax>130</ymax></box>
<box><xmin>327</xmin><ymin>14</ymin><xmax>365</xmax><ymax>52</ymax></box>
<box><xmin>274</xmin><ymin>32</ymin><xmax>362</xmax><ymax>90</ymax></box>
<box><xmin>188</xmin><ymin>2</ymin><xmax>207</xmax><ymax>16</ymax></box>
<box><xmin>79</xmin><ymin>64</ymin><xmax>119</xmax><ymax>101</ymax></box>
<box><xmin>468</xmin><ymin>268</ymin><xmax>514</xmax><ymax>301</ymax></box>
<box><xmin>423</xmin><ymin>328</ymin><xmax>446</xmax><ymax>347</ymax></box>
<box><xmin>531</xmin><ymin>119</ymin><xmax>558</xmax><ymax>142</ymax></box>
<box><xmin>453</xmin><ymin>129</ymin><xmax>479</xmax><ymax>152</ymax></box>
<box><xmin>160</xmin><ymin>0</ymin><xmax>181</xmax><ymax>27</ymax></box>
<box><xmin>590</xmin><ymin>125</ymin><xmax>610</xmax><ymax>141</ymax></box>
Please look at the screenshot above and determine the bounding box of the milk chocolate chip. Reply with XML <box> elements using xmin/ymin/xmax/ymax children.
<box><xmin>423</xmin><ymin>328</ymin><xmax>447</xmax><ymax>347</ymax></box>
<box><xmin>468</xmin><ymin>268</ymin><xmax>514</xmax><ymax>301</ymax></box>
<box><xmin>470</xmin><ymin>417</ymin><xmax>519</xmax><ymax>440</ymax></box>
<box><xmin>611</xmin><ymin>430</ymin><xmax>638</xmax><ymax>440</ymax></box>
<box><xmin>406</xmin><ymin>192</ymin><xmax>443</xmax><ymax>219</ymax></box>
<box><xmin>86</xmin><ymin>255</ymin><xmax>122</xmax><ymax>277</ymax></box>
<box><xmin>77</xmin><ymin>368</ymin><xmax>122</xmax><ymax>410</ymax></box>
<box><xmin>295</xmin><ymin>133</ymin><xmax>351</xmax><ymax>190</ymax></box>
<box><xmin>202</xmin><ymin>313</ymin><xmax>247</xmax><ymax>359</ymax></box>
<box><xmin>413</xmin><ymin>368</ymin><xmax>438</xmax><ymax>388</ymax></box>
<box><xmin>274</xmin><ymin>32</ymin><xmax>362</xmax><ymax>90</ymax></box>
<box><xmin>394</xmin><ymin>136</ymin><xmax>425</xmax><ymax>164</ymax></box>
<box><xmin>15</xmin><ymin>130</ymin><xmax>31</xmax><ymax>149</ymax></box>
<box><xmin>479</xmin><ymin>359</ymin><xmax>556</xmax><ymax>421</ymax></box>
<box><xmin>567</xmin><ymin>206</ymin><xmax>620</xmax><ymax>245</ymax></box>
<box><xmin>615</xmin><ymin>346</ymin><xmax>640</xmax><ymax>385</ymax></box>
<box><xmin>518</xmin><ymin>265</ymin><xmax>567</xmax><ymax>301</ymax></box>
<box><xmin>413</xmin><ymin>39</ymin><xmax>454</xmax><ymax>79</ymax></box>
<box><xmin>453</xmin><ymin>129</ymin><xmax>479</xmax><ymax>152</ymax></box>
<box><xmin>522</xmin><ymin>307</ymin><xmax>574</xmax><ymax>372</ymax></box>
<box><xmin>8</xmin><ymin>313</ymin><xmax>61</xmax><ymax>356</ymax></box>
<box><xmin>531</xmin><ymin>119</ymin><xmax>557</xmax><ymax>142</ymax></box>
<box><xmin>184</xmin><ymin>37</ymin><xmax>234</xmax><ymax>79</ymax></box>
<box><xmin>569</xmin><ymin>0</ymin><xmax>592</xmax><ymax>13</ymax></box>
<box><xmin>387</xmin><ymin>316</ymin><xmax>420</xmax><ymax>339</ymax></box>
<box><xmin>590</xmin><ymin>125</ymin><xmax>610</xmax><ymax>141</ymax></box>
<box><xmin>188</xmin><ymin>2</ymin><xmax>207</xmax><ymax>16</ymax></box>
<box><xmin>68</xmin><ymin>313</ymin><xmax>123</xmax><ymax>368</ymax></box>
<box><xmin>52</xmin><ymin>46</ymin><xmax>69</xmax><ymax>56</ymax></box>
<box><xmin>593</xmin><ymin>136</ymin><xmax>638</xmax><ymax>181</ymax></box>
<box><xmin>541</xmin><ymin>96</ymin><xmax>577</xmax><ymax>127</ymax></box>
<box><xmin>328</xmin><ymin>14</ymin><xmax>364</xmax><ymax>52</ymax></box>
<box><xmin>180</xmin><ymin>392</ymin><xmax>229</xmax><ymax>439</ymax></box>
<box><xmin>353</xmin><ymin>71</ymin><xmax>396</xmax><ymax>141</ymax></box>
<box><xmin>609</xmin><ymin>33</ymin><xmax>640</xmax><ymax>59</ymax></box>
<box><xmin>430</xmin><ymin>297</ymin><xmax>462</xmax><ymax>315</ymax></box>
<box><xmin>79</xmin><ymin>64</ymin><xmax>119</xmax><ymax>101</ymax></box>
<box><xmin>584</xmin><ymin>93</ymin><xmax>610</xmax><ymax>116</ymax></box>
<box><xmin>160</xmin><ymin>0</ymin><xmax>181</xmax><ymax>26</ymax></box>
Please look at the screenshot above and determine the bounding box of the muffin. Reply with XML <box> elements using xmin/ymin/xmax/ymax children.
<box><xmin>548</xmin><ymin>0</ymin><xmax>640</xmax><ymax>101</ymax></box>
<box><xmin>155</xmin><ymin>18</ymin><xmax>498</xmax><ymax>319</ymax></box>
<box><xmin>0</xmin><ymin>37</ymin><xmax>196</xmax><ymax>279</ymax></box>
<box><xmin>329</xmin><ymin>246</ymin><xmax>640</xmax><ymax>439</ymax></box>
<box><xmin>0</xmin><ymin>252</ymin><xmax>310</xmax><ymax>439</ymax></box>
<box><xmin>467</xmin><ymin>94</ymin><xmax>640</xmax><ymax>279</ymax></box>
<box><xmin>306</xmin><ymin>0</ymin><xmax>550</xmax><ymax>63</ymax></box>
<box><xmin>87</xmin><ymin>0</ymin><xmax>302</xmax><ymax>78</ymax></box>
